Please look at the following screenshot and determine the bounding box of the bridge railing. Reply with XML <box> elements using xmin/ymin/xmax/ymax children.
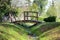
<box><xmin>24</xmin><ymin>11</ymin><xmax>39</xmax><ymax>21</ymax></box>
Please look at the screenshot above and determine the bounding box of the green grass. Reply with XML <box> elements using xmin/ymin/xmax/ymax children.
<box><xmin>0</xmin><ymin>23</ymin><xmax>28</xmax><ymax>40</ymax></box>
<box><xmin>38</xmin><ymin>17</ymin><xmax>45</xmax><ymax>22</ymax></box>
<box><xmin>29</xmin><ymin>22</ymin><xmax>60</xmax><ymax>40</ymax></box>
<box><xmin>0</xmin><ymin>22</ymin><xmax>60</xmax><ymax>40</ymax></box>
<box><xmin>40</xmin><ymin>26</ymin><xmax>60</xmax><ymax>40</ymax></box>
<box><xmin>30</xmin><ymin>22</ymin><xmax>60</xmax><ymax>37</ymax></box>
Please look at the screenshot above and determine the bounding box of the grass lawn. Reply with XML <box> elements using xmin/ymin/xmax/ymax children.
<box><xmin>40</xmin><ymin>26</ymin><xmax>60</xmax><ymax>40</ymax></box>
<box><xmin>0</xmin><ymin>23</ymin><xmax>28</xmax><ymax>40</ymax></box>
<box><xmin>30</xmin><ymin>22</ymin><xmax>60</xmax><ymax>40</ymax></box>
<box><xmin>0</xmin><ymin>22</ymin><xmax>60</xmax><ymax>40</ymax></box>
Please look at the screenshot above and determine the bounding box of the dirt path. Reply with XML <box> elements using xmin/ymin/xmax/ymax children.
<box><xmin>28</xmin><ymin>35</ymin><xmax>39</xmax><ymax>40</ymax></box>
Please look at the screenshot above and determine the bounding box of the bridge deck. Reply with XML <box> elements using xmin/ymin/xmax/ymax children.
<box><xmin>12</xmin><ymin>20</ymin><xmax>41</xmax><ymax>23</ymax></box>
<box><xmin>12</xmin><ymin>20</ymin><xmax>41</xmax><ymax>28</ymax></box>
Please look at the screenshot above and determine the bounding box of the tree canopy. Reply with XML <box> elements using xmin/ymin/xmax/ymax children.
<box><xmin>0</xmin><ymin>0</ymin><xmax>18</xmax><ymax>22</ymax></box>
<box><xmin>46</xmin><ymin>0</ymin><xmax>57</xmax><ymax>17</ymax></box>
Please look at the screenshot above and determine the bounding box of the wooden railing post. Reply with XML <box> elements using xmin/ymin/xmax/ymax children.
<box><xmin>23</xmin><ymin>11</ymin><xmax>39</xmax><ymax>21</ymax></box>
<box><xmin>24</xmin><ymin>12</ymin><xmax>25</xmax><ymax>21</ymax></box>
<box><xmin>27</xmin><ymin>12</ymin><xmax>28</xmax><ymax>20</ymax></box>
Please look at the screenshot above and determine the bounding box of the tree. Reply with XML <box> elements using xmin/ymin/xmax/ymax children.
<box><xmin>29</xmin><ymin>3</ymin><xmax>38</xmax><ymax>11</ymax></box>
<box><xmin>0</xmin><ymin>0</ymin><xmax>10</xmax><ymax>21</ymax></box>
<box><xmin>33</xmin><ymin>0</ymin><xmax>48</xmax><ymax>15</ymax></box>
<box><xmin>46</xmin><ymin>0</ymin><xmax>57</xmax><ymax>16</ymax></box>
<box><xmin>0</xmin><ymin>0</ymin><xmax>18</xmax><ymax>22</ymax></box>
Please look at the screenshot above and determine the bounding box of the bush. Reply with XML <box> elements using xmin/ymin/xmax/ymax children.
<box><xmin>44</xmin><ymin>16</ymin><xmax>56</xmax><ymax>22</ymax></box>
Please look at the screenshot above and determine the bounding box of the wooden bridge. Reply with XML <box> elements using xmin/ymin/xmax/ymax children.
<box><xmin>12</xmin><ymin>11</ymin><xmax>41</xmax><ymax>27</ymax></box>
<box><xmin>12</xmin><ymin>11</ymin><xmax>40</xmax><ymax>23</ymax></box>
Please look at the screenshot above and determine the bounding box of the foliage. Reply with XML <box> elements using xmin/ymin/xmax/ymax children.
<box><xmin>15</xmin><ymin>8</ymin><xmax>24</xmax><ymax>16</ymax></box>
<box><xmin>0</xmin><ymin>0</ymin><xmax>18</xmax><ymax>22</ymax></box>
<box><xmin>46</xmin><ymin>3</ymin><xmax>57</xmax><ymax>16</ymax></box>
<box><xmin>7</xmin><ymin>7</ymin><xmax>18</xmax><ymax>16</ymax></box>
<box><xmin>33</xmin><ymin>0</ymin><xmax>48</xmax><ymax>13</ymax></box>
<box><xmin>29</xmin><ymin>3</ymin><xmax>38</xmax><ymax>11</ymax></box>
<box><xmin>0</xmin><ymin>2</ymin><xmax>8</xmax><ymax>21</ymax></box>
<box><xmin>38</xmin><ymin>17</ymin><xmax>45</xmax><ymax>21</ymax></box>
<box><xmin>44</xmin><ymin>16</ymin><xmax>56</xmax><ymax>22</ymax></box>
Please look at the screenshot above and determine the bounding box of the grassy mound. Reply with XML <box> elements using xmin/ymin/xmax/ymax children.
<box><xmin>30</xmin><ymin>22</ymin><xmax>60</xmax><ymax>36</ymax></box>
<box><xmin>40</xmin><ymin>26</ymin><xmax>60</xmax><ymax>40</ymax></box>
<box><xmin>0</xmin><ymin>23</ymin><xmax>28</xmax><ymax>40</ymax></box>
<box><xmin>30</xmin><ymin>22</ymin><xmax>60</xmax><ymax>40</ymax></box>
<box><xmin>1</xmin><ymin>22</ymin><xmax>60</xmax><ymax>40</ymax></box>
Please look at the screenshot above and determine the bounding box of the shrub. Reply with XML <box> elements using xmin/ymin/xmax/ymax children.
<box><xmin>44</xmin><ymin>16</ymin><xmax>56</xmax><ymax>22</ymax></box>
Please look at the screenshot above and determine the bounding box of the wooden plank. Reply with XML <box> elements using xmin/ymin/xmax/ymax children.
<box><xmin>24</xmin><ymin>12</ymin><xmax>25</xmax><ymax>20</ymax></box>
<box><xmin>12</xmin><ymin>20</ymin><xmax>41</xmax><ymax>23</ymax></box>
<box><xmin>24</xmin><ymin>11</ymin><xmax>38</xmax><ymax>13</ymax></box>
<box><xmin>25</xmin><ymin>16</ymin><xmax>38</xmax><ymax>18</ymax></box>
